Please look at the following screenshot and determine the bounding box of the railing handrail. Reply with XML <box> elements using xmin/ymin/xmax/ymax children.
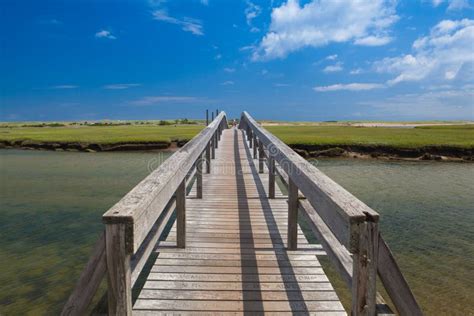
<box><xmin>103</xmin><ymin>112</ymin><xmax>227</xmax><ymax>254</ymax></box>
<box><xmin>239</xmin><ymin>111</ymin><xmax>422</xmax><ymax>316</ymax></box>
<box><xmin>62</xmin><ymin>113</ymin><xmax>227</xmax><ymax>316</ymax></box>
<box><xmin>240</xmin><ymin>111</ymin><xmax>378</xmax><ymax>251</ymax></box>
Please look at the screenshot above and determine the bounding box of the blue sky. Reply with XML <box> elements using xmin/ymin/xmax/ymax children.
<box><xmin>1</xmin><ymin>0</ymin><xmax>473</xmax><ymax>121</ymax></box>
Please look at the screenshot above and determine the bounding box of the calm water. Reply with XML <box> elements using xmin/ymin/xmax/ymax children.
<box><xmin>1</xmin><ymin>150</ymin><xmax>473</xmax><ymax>315</ymax></box>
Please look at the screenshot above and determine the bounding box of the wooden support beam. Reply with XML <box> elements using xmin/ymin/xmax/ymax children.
<box><xmin>268</xmin><ymin>157</ymin><xmax>275</xmax><ymax>199</ymax></box>
<box><xmin>61</xmin><ymin>232</ymin><xmax>106</xmax><ymax>316</ymax></box>
<box><xmin>249</xmin><ymin>130</ymin><xmax>253</xmax><ymax>148</ymax></box>
<box><xmin>105</xmin><ymin>223</ymin><xmax>132</xmax><ymax>316</ymax></box>
<box><xmin>196</xmin><ymin>155</ymin><xmax>203</xmax><ymax>199</ymax></box>
<box><xmin>206</xmin><ymin>142</ymin><xmax>211</xmax><ymax>173</ymax></box>
<box><xmin>378</xmin><ymin>235</ymin><xmax>423</xmax><ymax>316</ymax></box>
<box><xmin>258</xmin><ymin>140</ymin><xmax>264</xmax><ymax>174</ymax></box>
<box><xmin>211</xmin><ymin>138</ymin><xmax>216</xmax><ymax>159</ymax></box>
<box><xmin>253</xmin><ymin>135</ymin><xmax>258</xmax><ymax>159</ymax></box>
<box><xmin>287</xmin><ymin>177</ymin><xmax>298</xmax><ymax>250</ymax></box>
<box><xmin>176</xmin><ymin>180</ymin><xmax>186</xmax><ymax>248</ymax></box>
<box><xmin>351</xmin><ymin>221</ymin><xmax>379</xmax><ymax>316</ymax></box>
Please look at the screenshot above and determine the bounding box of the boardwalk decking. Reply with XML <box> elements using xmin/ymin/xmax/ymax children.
<box><xmin>133</xmin><ymin>128</ymin><xmax>346</xmax><ymax>315</ymax></box>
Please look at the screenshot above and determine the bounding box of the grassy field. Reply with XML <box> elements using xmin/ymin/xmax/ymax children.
<box><xmin>265</xmin><ymin>125</ymin><xmax>474</xmax><ymax>148</ymax></box>
<box><xmin>1</xmin><ymin>122</ymin><xmax>473</xmax><ymax>149</ymax></box>
<box><xmin>0</xmin><ymin>125</ymin><xmax>204</xmax><ymax>144</ymax></box>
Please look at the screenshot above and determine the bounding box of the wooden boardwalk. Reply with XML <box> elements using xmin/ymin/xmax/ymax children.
<box><xmin>63</xmin><ymin>112</ymin><xmax>422</xmax><ymax>316</ymax></box>
<box><xmin>133</xmin><ymin>128</ymin><xmax>346</xmax><ymax>314</ymax></box>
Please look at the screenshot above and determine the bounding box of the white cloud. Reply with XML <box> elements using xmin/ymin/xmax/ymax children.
<box><xmin>325</xmin><ymin>54</ymin><xmax>338</xmax><ymax>61</ymax></box>
<box><xmin>374</xmin><ymin>19</ymin><xmax>474</xmax><ymax>85</ymax></box>
<box><xmin>224</xmin><ymin>67</ymin><xmax>236</xmax><ymax>73</ymax></box>
<box><xmin>130</xmin><ymin>96</ymin><xmax>200</xmax><ymax>106</ymax></box>
<box><xmin>245</xmin><ymin>1</ymin><xmax>261</xmax><ymax>26</ymax></box>
<box><xmin>103</xmin><ymin>83</ymin><xmax>141</xmax><ymax>90</ymax></box>
<box><xmin>314</xmin><ymin>83</ymin><xmax>385</xmax><ymax>92</ymax></box>
<box><xmin>95</xmin><ymin>30</ymin><xmax>116</xmax><ymax>40</ymax></box>
<box><xmin>152</xmin><ymin>10</ymin><xmax>204</xmax><ymax>36</ymax></box>
<box><xmin>252</xmin><ymin>0</ymin><xmax>398</xmax><ymax>61</ymax></box>
<box><xmin>200</xmin><ymin>0</ymin><xmax>209</xmax><ymax>5</ymax></box>
<box><xmin>221</xmin><ymin>81</ymin><xmax>235</xmax><ymax>85</ymax></box>
<box><xmin>350</xmin><ymin>68</ymin><xmax>363</xmax><ymax>75</ymax></box>
<box><xmin>215</xmin><ymin>54</ymin><xmax>222</xmax><ymax>60</ymax></box>
<box><xmin>432</xmin><ymin>0</ymin><xmax>471</xmax><ymax>10</ymax></box>
<box><xmin>51</xmin><ymin>85</ymin><xmax>78</xmax><ymax>89</ymax></box>
<box><xmin>323</xmin><ymin>62</ymin><xmax>343</xmax><ymax>73</ymax></box>
<box><xmin>239</xmin><ymin>45</ymin><xmax>255</xmax><ymax>51</ymax></box>
<box><xmin>354</xmin><ymin>35</ymin><xmax>393</xmax><ymax>46</ymax></box>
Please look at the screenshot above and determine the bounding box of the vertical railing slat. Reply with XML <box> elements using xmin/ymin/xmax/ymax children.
<box><xmin>176</xmin><ymin>180</ymin><xmax>186</xmax><ymax>248</ymax></box>
<box><xmin>105</xmin><ymin>223</ymin><xmax>132</xmax><ymax>316</ymax></box>
<box><xmin>268</xmin><ymin>157</ymin><xmax>275</xmax><ymax>199</ymax></box>
<box><xmin>287</xmin><ymin>177</ymin><xmax>299</xmax><ymax>250</ymax></box>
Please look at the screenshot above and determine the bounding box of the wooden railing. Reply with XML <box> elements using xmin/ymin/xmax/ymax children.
<box><xmin>61</xmin><ymin>112</ymin><xmax>228</xmax><ymax>316</ymax></box>
<box><xmin>239</xmin><ymin>111</ymin><xmax>422</xmax><ymax>316</ymax></box>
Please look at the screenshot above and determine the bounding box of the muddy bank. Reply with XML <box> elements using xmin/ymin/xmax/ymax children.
<box><xmin>1</xmin><ymin>140</ymin><xmax>473</xmax><ymax>162</ymax></box>
<box><xmin>0</xmin><ymin>140</ymin><xmax>187</xmax><ymax>152</ymax></box>
<box><xmin>290</xmin><ymin>144</ymin><xmax>474</xmax><ymax>162</ymax></box>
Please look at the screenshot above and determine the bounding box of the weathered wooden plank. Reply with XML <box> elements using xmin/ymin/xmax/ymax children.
<box><xmin>143</xmin><ymin>281</ymin><xmax>336</xmax><ymax>291</ymax></box>
<box><xmin>378</xmin><ymin>234</ymin><xmax>423</xmax><ymax>316</ymax></box>
<box><xmin>130</xmin><ymin>202</ymin><xmax>174</xmax><ymax>286</ymax></box>
<box><xmin>287</xmin><ymin>177</ymin><xmax>299</xmax><ymax>250</ymax></box>
<box><xmin>155</xmin><ymin>252</ymin><xmax>319</xmax><ymax>261</ymax></box>
<box><xmin>146</xmin><ymin>272</ymin><xmax>329</xmax><ymax>283</ymax></box>
<box><xmin>196</xmin><ymin>154</ymin><xmax>203</xmax><ymax>198</ymax></box>
<box><xmin>258</xmin><ymin>137</ymin><xmax>265</xmax><ymax>173</ymax></box>
<box><xmin>153</xmin><ymin>258</ymin><xmax>322</xmax><ymax>267</ymax></box>
<box><xmin>176</xmin><ymin>180</ymin><xmax>186</xmax><ymax>248</ymax></box>
<box><xmin>61</xmin><ymin>232</ymin><xmax>106</xmax><ymax>316</ymax></box>
<box><xmin>105</xmin><ymin>223</ymin><xmax>132</xmax><ymax>316</ymax></box>
<box><xmin>133</xmin><ymin>299</ymin><xmax>344</xmax><ymax>312</ymax></box>
<box><xmin>269</xmin><ymin>156</ymin><xmax>276</xmax><ymax>198</ymax></box>
<box><xmin>150</xmin><ymin>266</ymin><xmax>325</xmax><ymax>275</ymax></box>
<box><xmin>133</xmin><ymin>311</ymin><xmax>346</xmax><ymax>316</ymax></box>
<box><xmin>138</xmin><ymin>289</ymin><xmax>339</xmax><ymax>301</ymax></box>
<box><xmin>351</xmin><ymin>221</ymin><xmax>379</xmax><ymax>316</ymax></box>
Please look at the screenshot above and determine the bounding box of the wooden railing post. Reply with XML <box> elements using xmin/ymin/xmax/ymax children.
<box><xmin>351</xmin><ymin>221</ymin><xmax>379</xmax><ymax>316</ymax></box>
<box><xmin>253</xmin><ymin>135</ymin><xmax>258</xmax><ymax>159</ymax></box>
<box><xmin>206</xmin><ymin>142</ymin><xmax>211</xmax><ymax>173</ymax></box>
<box><xmin>196</xmin><ymin>154</ymin><xmax>203</xmax><ymax>198</ymax></box>
<box><xmin>268</xmin><ymin>157</ymin><xmax>275</xmax><ymax>198</ymax></box>
<box><xmin>258</xmin><ymin>140</ymin><xmax>264</xmax><ymax>173</ymax></box>
<box><xmin>214</xmin><ymin>131</ymin><xmax>218</xmax><ymax>149</ymax></box>
<box><xmin>287</xmin><ymin>177</ymin><xmax>298</xmax><ymax>250</ymax></box>
<box><xmin>211</xmin><ymin>137</ymin><xmax>216</xmax><ymax>159</ymax></box>
<box><xmin>176</xmin><ymin>179</ymin><xmax>186</xmax><ymax>248</ymax></box>
<box><xmin>249</xmin><ymin>130</ymin><xmax>253</xmax><ymax>148</ymax></box>
<box><xmin>105</xmin><ymin>223</ymin><xmax>132</xmax><ymax>316</ymax></box>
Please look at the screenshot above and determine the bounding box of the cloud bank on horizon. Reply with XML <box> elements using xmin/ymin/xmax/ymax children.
<box><xmin>1</xmin><ymin>0</ymin><xmax>473</xmax><ymax>121</ymax></box>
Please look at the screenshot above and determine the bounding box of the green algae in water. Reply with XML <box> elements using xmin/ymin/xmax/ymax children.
<box><xmin>310</xmin><ymin>158</ymin><xmax>474</xmax><ymax>315</ymax></box>
<box><xmin>1</xmin><ymin>150</ymin><xmax>473</xmax><ymax>315</ymax></box>
<box><xmin>0</xmin><ymin>150</ymin><xmax>172</xmax><ymax>315</ymax></box>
